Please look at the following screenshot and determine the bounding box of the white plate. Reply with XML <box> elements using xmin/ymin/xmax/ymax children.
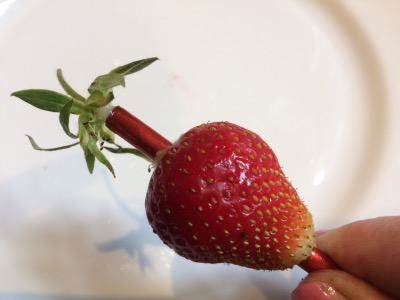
<box><xmin>1</xmin><ymin>1</ymin><xmax>399</xmax><ymax>299</ymax></box>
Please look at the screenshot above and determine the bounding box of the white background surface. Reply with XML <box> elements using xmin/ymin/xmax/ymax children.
<box><xmin>0</xmin><ymin>1</ymin><xmax>399</xmax><ymax>299</ymax></box>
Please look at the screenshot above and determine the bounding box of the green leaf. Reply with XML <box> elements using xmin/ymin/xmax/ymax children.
<box><xmin>88</xmin><ymin>73</ymin><xmax>125</xmax><ymax>96</ymax></box>
<box><xmin>26</xmin><ymin>135</ymin><xmax>79</xmax><ymax>151</ymax></box>
<box><xmin>109</xmin><ymin>57</ymin><xmax>158</xmax><ymax>76</ymax></box>
<box><xmin>12</xmin><ymin>89</ymin><xmax>82</xmax><ymax>114</ymax></box>
<box><xmin>84</xmin><ymin>148</ymin><xmax>95</xmax><ymax>174</ymax></box>
<box><xmin>87</xmin><ymin>140</ymin><xmax>116</xmax><ymax>177</ymax></box>
<box><xmin>85</xmin><ymin>91</ymin><xmax>114</xmax><ymax>108</ymax></box>
<box><xmin>56</xmin><ymin>69</ymin><xmax>86</xmax><ymax>102</ymax></box>
<box><xmin>78</xmin><ymin>121</ymin><xmax>90</xmax><ymax>148</ymax></box>
<box><xmin>104</xmin><ymin>146</ymin><xmax>152</xmax><ymax>162</ymax></box>
<box><xmin>59</xmin><ymin>100</ymin><xmax>78</xmax><ymax>138</ymax></box>
<box><xmin>100</xmin><ymin>125</ymin><xmax>115</xmax><ymax>143</ymax></box>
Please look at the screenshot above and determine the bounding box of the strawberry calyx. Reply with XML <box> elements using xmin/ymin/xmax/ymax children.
<box><xmin>11</xmin><ymin>58</ymin><xmax>159</xmax><ymax>177</ymax></box>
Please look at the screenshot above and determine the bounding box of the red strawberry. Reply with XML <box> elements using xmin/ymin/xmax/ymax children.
<box><xmin>145</xmin><ymin>121</ymin><xmax>315</xmax><ymax>270</ymax></box>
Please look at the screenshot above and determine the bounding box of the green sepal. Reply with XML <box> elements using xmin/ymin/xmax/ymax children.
<box><xmin>56</xmin><ymin>69</ymin><xmax>86</xmax><ymax>102</ymax></box>
<box><xmin>104</xmin><ymin>146</ymin><xmax>151</xmax><ymax>163</ymax></box>
<box><xmin>59</xmin><ymin>100</ymin><xmax>78</xmax><ymax>138</ymax></box>
<box><xmin>88</xmin><ymin>73</ymin><xmax>125</xmax><ymax>96</ymax></box>
<box><xmin>26</xmin><ymin>135</ymin><xmax>79</xmax><ymax>151</ymax></box>
<box><xmin>83</xmin><ymin>148</ymin><xmax>95</xmax><ymax>174</ymax></box>
<box><xmin>85</xmin><ymin>91</ymin><xmax>114</xmax><ymax>108</ymax></box>
<box><xmin>100</xmin><ymin>125</ymin><xmax>115</xmax><ymax>144</ymax></box>
<box><xmin>12</xmin><ymin>89</ymin><xmax>83</xmax><ymax>114</ymax></box>
<box><xmin>109</xmin><ymin>57</ymin><xmax>158</xmax><ymax>76</ymax></box>
<box><xmin>87</xmin><ymin>139</ymin><xmax>115</xmax><ymax>177</ymax></box>
<box><xmin>78</xmin><ymin>120</ymin><xmax>90</xmax><ymax>148</ymax></box>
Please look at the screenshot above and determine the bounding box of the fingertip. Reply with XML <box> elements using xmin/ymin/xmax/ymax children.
<box><xmin>292</xmin><ymin>281</ymin><xmax>347</xmax><ymax>300</ymax></box>
<box><xmin>292</xmin><ymin>269</ymin><xmax>395</xmax><ymax>300</ymax></box>
<box><xmin>314</xmin><ymin>217</ymin><xmax>400</xmax><ymax>298</ymax></box>
<box><xmin>315</xmin><ymin>229</ymin><xmax>329</xmax><ymax>238</ymax></box>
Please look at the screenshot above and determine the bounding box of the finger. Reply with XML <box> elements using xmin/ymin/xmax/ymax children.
<box><xmin>316</xmin><ymin>216</ymin><xmax>400</xmax><ymax>298</ymax></box>
<box><xmin>292</xmin><ymin>269</ymin><xmax>395</xmax><ymax>300</ymax></box>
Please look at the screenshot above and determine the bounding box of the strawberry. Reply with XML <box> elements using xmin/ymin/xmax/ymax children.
<box><xmin>13</xmin><ymin>58</ymin><xmax>336</xmax><ymax>273</ymax></box>
<box><xmin>145</xmin><ymin>122</ymin><xmax>315</xmax><ymax>270</ymax></box>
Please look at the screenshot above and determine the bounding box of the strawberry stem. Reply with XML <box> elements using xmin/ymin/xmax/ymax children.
<box><xmin>105</xmin><ymin>106</ymin><xmax>172</xmax><ymax>162</ymax></box>
<box><xmin>298</xmin><ymin>248</ymin><xmax>338</xmax><ymax>273</ymax></box>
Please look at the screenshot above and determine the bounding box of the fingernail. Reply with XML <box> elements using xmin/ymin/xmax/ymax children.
<box><xmin>292</xmin><ymin>282</ymin><xmax>347</xmax><ymax>300</ymax></box>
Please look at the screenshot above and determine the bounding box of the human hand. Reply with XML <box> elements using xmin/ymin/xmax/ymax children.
<box><xmin>291</xmin><ymin>216</ymin><xmax>400</xmax><ymax>300</ymax></box>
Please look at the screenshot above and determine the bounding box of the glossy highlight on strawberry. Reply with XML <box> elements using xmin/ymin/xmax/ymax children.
<box><xmin>146</xmin><ymin>122</ymin><xmax>315</xmax><ymax>270</ymax></box>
